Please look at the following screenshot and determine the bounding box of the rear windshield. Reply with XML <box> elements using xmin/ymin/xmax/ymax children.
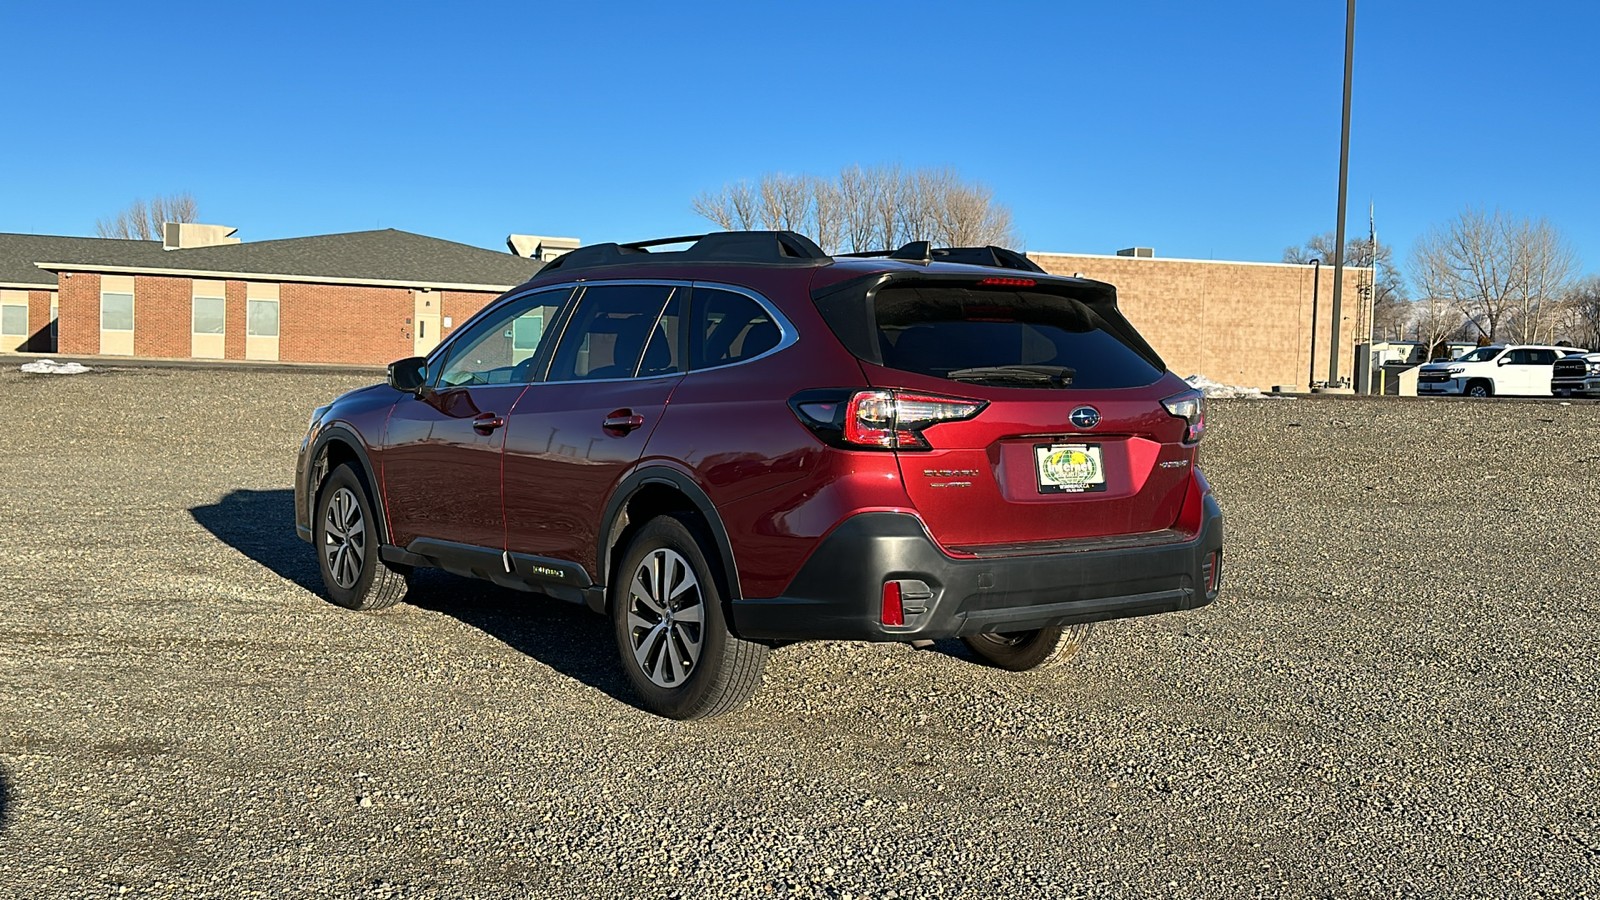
<box><xmin>872</xmin><ymin>286</ymin><xmax>1164</xmax><ymax>389</ymax></box>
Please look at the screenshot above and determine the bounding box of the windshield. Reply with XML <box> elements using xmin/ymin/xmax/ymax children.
<box><xmin>1453</xmin><ymin>347</ymin><xmax>1502</xmax><ymax>362</ymax></box>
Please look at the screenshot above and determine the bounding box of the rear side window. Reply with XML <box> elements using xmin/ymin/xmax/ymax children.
<box><xmin>872</xmin><ymin>286</ymin><xmax>1163</xmax><ymax>389</ymax></box>
<box><xmin>690</xmin><ymin>288</ymin><xmax>782</xmax><ymax>370</ymax></box>
<box><xmin>548</xmin><ymin>284</ymin><xmax>678</xmax><ymax>381</ymax></box>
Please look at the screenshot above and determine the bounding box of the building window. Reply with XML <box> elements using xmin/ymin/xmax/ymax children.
<box><xmin>192</xmin><ymin>295</ymin><xmax>226</xmax><ymax>335</ymax></box>
<box><xmin>0</xmin><ymin>304</ymin><xmax>26</xmax><ymax>337</ymax></box>
<box><xmin>101</xmin><ymin>292</ymin><xmax>134</xmax><ymax>332</ymax></box>
<box><xmin>247</xmin><ymin>299</ymin><xmax>279</xmax><ymax>337</ymax></box>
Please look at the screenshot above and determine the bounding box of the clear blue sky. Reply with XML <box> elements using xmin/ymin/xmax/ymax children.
<box><xmin>4</xmin><ymin>1</ymin><xmax>1597</xmax><ymax>274</ymax></box>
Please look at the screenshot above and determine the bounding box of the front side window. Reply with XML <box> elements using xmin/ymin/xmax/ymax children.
<box><xmin>547</xmin><ymin>284</ymin><xmax>679</xmax><ymax>381</ymax></box>
<box><xmin>101</xmin><ymin>292</ymin><xmax>134</xmax><ymax>331</ymax></box>
<box><xmin>689</xmin><ymin>288</ymin><xmax>781</xmax><ymax>370</ymax></box>
<box><xmin>247</xmin><ymin>299</ymin><xmax>279</xmax><ymax>337</ymax></box>
<box><xmin>1456</xmin><ymin>347</ymin><xmax>1501</xmax><ymax>363</ymax></box>
<box><xmin>435</xmin><ymin>288</ymin><xmax>570</xmax><ymax>388</ymax></box>
<box><xmin>192</xmin><ymin>296</ymin><xmax>226</xmax><ymax>335</ymax></box>
<box><xmin>0</xmin><ymin>304</ymin><xmax>25</xmax><ymax>336</ymax></box>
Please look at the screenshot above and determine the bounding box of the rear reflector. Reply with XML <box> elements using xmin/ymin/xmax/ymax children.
<box><xmin>1202</xmin><ymin>550</ymin><xmax>1221</xmax><ymax>595</ymax></box>
<box><xmin>881</xmin><ymin>581</ymin><xmax>905</xmax><ymax>627</ymax></box>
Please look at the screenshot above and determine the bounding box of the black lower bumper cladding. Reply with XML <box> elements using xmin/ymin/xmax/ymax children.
<box><xmin>732</xmin><ymin>500</ymin><xmax>1224</xmax><ymax>642</ymax></box>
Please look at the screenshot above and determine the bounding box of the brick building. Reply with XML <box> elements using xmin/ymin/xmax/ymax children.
<box><xmin>1</xmin><ymin>227</ymin><xmax>543</xmax><ymax>365</ymax></box>
<box><xmin>4</xmin><ymin>226</ymin><xmax>1369</xmax><ymax>389</ymax></box>
<box><xmin>1030</xmin><ymin>250</ymin><xmax>1370</xmax><ymax>391</ymax></box>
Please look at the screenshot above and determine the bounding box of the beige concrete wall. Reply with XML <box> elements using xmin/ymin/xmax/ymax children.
<box><xmin>1</xmin><ymin>289</ymin><xmax>29</xmax><ymax>352</ymax></box>
<box><xmin>245</xmin><ymin>282</ymin><xmax>280</xmax><ymax>361</ymax></box>
<box><xmin>1029</xmin><ymin>253</ymin><xmax>1370</xmax><ymax>391</ymax></box>
<box><xmin>191</xmin><ymin>279</ymin><xmax>226</xmax><ymax>359</ymax></box>
<box><xmin>99</xmin><ymin>274</ymin><xmax>135</xmax><ymax>356</ymax></box>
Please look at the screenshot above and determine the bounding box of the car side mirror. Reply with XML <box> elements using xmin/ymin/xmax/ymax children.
<box><xmin>1496</xmin><ymin>356</ymin><xmax>1511</xmax><ymax>366</ymax></box>
<box><xmin>387</xmin><ymin>356</ymin><xmax>428</xmax><ymax>394</ymax></box>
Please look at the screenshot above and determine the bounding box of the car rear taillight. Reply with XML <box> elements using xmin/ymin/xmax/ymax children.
<box><xmin>1161</xmin><ymin>389</ymin><xmax>1206</xmax><ymax>444</ymax></box>
<box><xmin>790</xmin><ymin>389</ymin><xmax>987</xmax><ymax>451</ymax></box>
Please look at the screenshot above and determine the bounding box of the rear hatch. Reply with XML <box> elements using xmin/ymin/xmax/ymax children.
<box><xmin>812</xmin><ymin>273</ymin><xmax>1200</xmax><ymax>551</ymax></box>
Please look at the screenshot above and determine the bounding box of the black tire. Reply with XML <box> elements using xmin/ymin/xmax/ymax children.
<box><xmin>962</xmin><ymin>623</ymin><xmax>1094</xmax><ymax>672</ymax></box>
<box><xmin>314</xmin><ymin>463</ymin><xmax>411</xmax><ymax>611</ymax></box>
<box><xmin>611</xmin><ymin>515</ymin><xmax>768</xmax><ymax>719</ymax></box>
<box><xmin>1465</xmin><ymin>380</ymin><xmax>1492</xmax><ymax>398</ymax></box>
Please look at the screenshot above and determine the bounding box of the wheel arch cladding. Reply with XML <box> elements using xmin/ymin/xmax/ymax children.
<box><xmin>599</xmin><ymin>468</ymin><xmax>742</xmax><ymax>610</ymax></box>
<box><xmin>313</xmin><ymin>426</ymin><xmax>390</xmax><ymax>544</ymax></box>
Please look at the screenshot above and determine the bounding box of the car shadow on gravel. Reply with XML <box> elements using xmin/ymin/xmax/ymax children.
<box><xmin>190</xmin><ymin>490</ymin><xmax>322</xmax><ymax>593</ymax></box>
<box><xmin>190</xmin><ymin>490</ymin><xmax>640</xmax><ymax>708</ymax></box>
<box><xmin>402</xmin><ymin>572</ymin><xmax>637</xmax><ymax>707</ymax></box>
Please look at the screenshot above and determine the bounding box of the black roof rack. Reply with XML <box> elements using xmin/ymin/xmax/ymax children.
<box><xmin>837</xmin><ymin>241</ymin><xmax>1046</xmax><ymax>274</ymax></box>
<box><xmin>538</xmin><ymin>230</ymin><xmax>829</xmax><ymax>274</ymax></box>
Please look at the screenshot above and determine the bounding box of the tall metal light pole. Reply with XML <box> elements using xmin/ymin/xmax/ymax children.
<box><xmin>1327</xmin><ymin>0</ymin><xmax>1356</xmax><ymax>386</ymax></box>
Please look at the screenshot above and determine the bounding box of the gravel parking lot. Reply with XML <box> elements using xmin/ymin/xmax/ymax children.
<box><xmin>1</xmin><ymin>365</ymin><xmax>1597</xmax><ymax>899</ymax></box>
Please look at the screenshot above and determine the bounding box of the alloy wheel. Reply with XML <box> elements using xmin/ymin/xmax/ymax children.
<box><xmin>322</xmin><ymin>486</ymin><xmax>367</xmax><ymax>590</ymax></box>
<box><xmin>625</xmin><ymin>548</ymin><xmax>706</xmax><ymax>688</ymax></box>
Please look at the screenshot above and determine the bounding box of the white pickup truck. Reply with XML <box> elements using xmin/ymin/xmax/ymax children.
<box><xmin>1552</xmin><ymin>352</ymin><xmax>1600</xmax><ymax>398</ymax></box>
<box><xmin>1416</xmin><ymin>344</ymin><xmax>1586</xmax><ymax>397</ymax></box>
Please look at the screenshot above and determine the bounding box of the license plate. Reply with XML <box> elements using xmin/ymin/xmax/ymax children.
<box><xmin>1035</xmin><ymin>443</ymin><xmax>1107</xmax><ymax>494</ymax></box>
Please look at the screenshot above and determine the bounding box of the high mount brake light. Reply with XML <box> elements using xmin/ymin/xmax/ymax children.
<box><xmin>979</xmin><ymin>276</ymin><xmax>1036</xmax><ymax>287</ymax></box>
<box><xmin>1161</xmin><ymin>389</ymin><xmax>1206</xmax><ymax>444</ymax></box>
<box><xmin>789</xmin><ymin>389</ymin><xmax>987</xmax><ymax>451</ymax></box>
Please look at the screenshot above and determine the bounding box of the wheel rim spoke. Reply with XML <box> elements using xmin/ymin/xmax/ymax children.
<box><xmin>633</xmin><ymin>622</ymin><xmax>665</xmax><ymax>671</ymax></box>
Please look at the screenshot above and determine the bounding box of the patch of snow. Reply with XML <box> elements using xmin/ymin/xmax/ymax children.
<box><xmin>1185</xmin><ymin>374</ymin><xmax>1267</xmax><ymax>399</ymax></box>
<box><xmin>20</xmin><ymin>360</ymin><xmax>91</xmax><ymax>375</ymax></box>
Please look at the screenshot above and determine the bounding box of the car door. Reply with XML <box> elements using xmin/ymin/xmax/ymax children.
<box><xmin>501</xmin><ymin>283</ymin><xmax>685</xmax><ymax>577</ymax></box>
<box><xmin>381</xmin><ymin>287</ymin><xmax>571</xmax><ymax>550</ymax></box>
<box><xmin>1498</xmin><ymin>348</ymin><xmax>1537</xmax><ymax>395</ymax></box>
<box><xmin>1525</xmin><ymin>348</ymin><xmax>1559</xmax><ymax>395</ymax></box>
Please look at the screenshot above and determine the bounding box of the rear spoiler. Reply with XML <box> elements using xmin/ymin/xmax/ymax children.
<box><xmin>810</xmin><ymin>271</ymin><xmax>1166</xmax><ymax>373</ymax></box>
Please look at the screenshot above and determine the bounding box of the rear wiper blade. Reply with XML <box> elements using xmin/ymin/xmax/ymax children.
<box><xmin>946</xmin><ymin>365</ymin><xmax>1076</xmax><ymax>387</ymax></box>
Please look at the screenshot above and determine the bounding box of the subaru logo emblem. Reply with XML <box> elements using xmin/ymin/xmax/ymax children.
<box><xmin>1069</xmin><ymin>406</ymin><xmax>1101</xmax><ymax>429</ymax></box>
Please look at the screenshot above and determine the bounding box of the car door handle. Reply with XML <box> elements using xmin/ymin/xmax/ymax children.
<box><xmin>472</xmin><ymin>412</ymin><xmax>506</xmax><ymax>434</ymax></box>
<box><xmin>602</xmin><ymin>410</ymin><xmax>646</xmax><ymax>434</ymax></box>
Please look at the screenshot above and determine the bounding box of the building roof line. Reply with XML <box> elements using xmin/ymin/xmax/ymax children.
<box><xmin>33</xmin><ymin>262</ymin><xmax>515</xmax><ymax>293</ymax></box>
<box><xmin>1027</xmin><ymin>250</ymin><xmax>1375</xmax><ymax>272</ymax></box>
<box><xmin>0</xmin><ymin>281</ymin><xmax>56</xmax><ymax>291</ymax></box>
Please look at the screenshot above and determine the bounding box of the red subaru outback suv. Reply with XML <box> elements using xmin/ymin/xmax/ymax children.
<box><xmin>295</xmin><ymin>231</ymin><xmax>1223</xmax><ymax>718</ymax></box>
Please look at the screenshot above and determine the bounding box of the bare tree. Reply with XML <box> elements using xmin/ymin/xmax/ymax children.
<box><xmin>757</xmin><ymin>174</ymin><xmax>810</xmax><ymax>233</ymax></box>
<box><xmin>693</xmin><ymin>166</ymin><xmax>1016</xmax><ymax>253</ymax></box>
<box><xmin>691</xmin><ymin>181</ymin><xmax>759</xmax><ymax>231</ymax></box>
<box><xmin>1406</xmin><ymin>295</ymin><xmax>1467</xmax><ymax>360</ymax></box>
<box><xmin>809</xmin><ymin>176</ymin><xmax>844</xmax><ymax>255</ymax></box>
<box><xmin>1509</xmin><ymin>219</ymin><xmax>1578</xmax><ymax>343</ymax></box>
<box><xmin>1409</xmin><ymin>208</ymin><xmax>1578</xmax><ymax>342</ymax></box>
<box><xmin>1284</xmin><ymin>231</ymin><xmax>1407</xmax><ymax>340</ymax></box>
<box><xmin>1554</xmin><ymin>275</ymin><xmax>1600</xmax><ymax>349</ymax></box>
<box><xmin>838</xmin><ymin>165</ymin><xmax>876</xmax><ymax>252</ymax></box>
<box><xmin>96</xmin><ymin>192</ymin><xmax>199</xmax><ymax>240</ymax></box>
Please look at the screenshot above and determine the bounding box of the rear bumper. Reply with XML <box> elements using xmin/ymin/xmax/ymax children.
<box><xmin>730</xmin><ymin>496</ymin><xmax>1224</xmax><ymax>642</ymax></box>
